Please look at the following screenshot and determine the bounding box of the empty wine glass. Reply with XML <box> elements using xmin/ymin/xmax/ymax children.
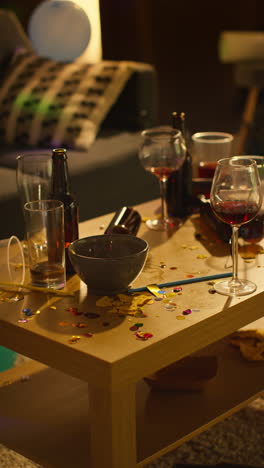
<box><xmin>138</xmin><ymin>126</ymin><xmax>186</xmax><ymax>230</ymax></box>
<box><xmin>210</xmin><ymin>157</ymin><xmax>262</xmax><ymax>296</ymax></box>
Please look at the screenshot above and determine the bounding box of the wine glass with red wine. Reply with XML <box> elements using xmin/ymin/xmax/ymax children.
<box><xmin>138</xmin><ymin>126</ymin><xmax>186</xmax><ymax>230</ymax></box>
<box><xmin>210</xmin><ymin>157</ymin><xmax>262</xmax><ymax>296</ymax></box>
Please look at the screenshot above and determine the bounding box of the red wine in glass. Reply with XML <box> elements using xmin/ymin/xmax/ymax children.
<box><xmin>138</xmin><ymin>126</ymin><xmax>186</xmax><ymax>231</ymax></box>
<box><xmin>210</xmin><ymin>157</ymin><xmax>262</xmax><ymax>296</ymax></box>
<box><xmin>212</xmin><ymin>201</ymin><xmax>260</xmax><ymax>226</ymax></box>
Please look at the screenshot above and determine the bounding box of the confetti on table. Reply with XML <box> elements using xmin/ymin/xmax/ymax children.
<box><xmin>82</xmin><ymin>332</ymin><xmax>93</xmax><ymax>338</ymax></box>
<box><xmin>186</xmin><ymin>274</ymin><xmax>194</xmax><ymax>278</ymax></box>
<box><xmin>135</xmin><ymin>331</ymin><xmax>153</xmax><ymax>341</ymax></box>
<box><xmin>68</xmin><ymin>336</ymin><xmax>81</xmax><ymax>344</ymax></box>
<box><xmin>146</xmin><ymin>284</ymin><xmax>163</xmax><ymax>297</ymax></box>
<box><xmin>197</xmin><ymin>254</ymin><xmax>208</xmax><ymax>259</ymax></box>
<box><xmin>209</xmin><ymin>288</ymin><xmax>216</xmax><ymax>294</ymax></box>
<box><xmin>182</xmin><ymin>309</ymin><xmax>192</xmax><ymax>315</ymax></box>
<box><xmin>176</xmin><ymin>315</ymin><xmax>185</xmax><ymax>320</ymax></box>
<box><xmin>18</xmin><ymin>318</ymin><xmax>28</xmax><ymax>323</ymax></box>
<box><xmin>49</xmin><ymin>306</ymin><xmax>56</xmax><ymax>310</ymax></box>
<box><xmin>24</xmin><ymin>310</ymin><xmax>33</xmax><ymax>316</ymax></box>
<box><xmin>173</xmin><ymin>286</ymin><xmax>182</xmax><ymax>292</ymax></box>
<box><xmin>72</xmin><ymin>322</ymin><xmax>87</xmax><ymax>328</ymax></box>
<box><xmin>169</xmin><ymin>266</ymin><xmax>177</xmax><ymax>270</ymax></box>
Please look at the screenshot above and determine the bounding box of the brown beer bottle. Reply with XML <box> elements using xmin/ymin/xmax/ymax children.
<box><xmin>50</xmin><ymin>148</ymin><xmax>79</xmax><ymax>274</ymax></box>
<box><xmin>166</xmin><ymin>112</ymin><xmax>193</xmax><ymax>217</ymax></box>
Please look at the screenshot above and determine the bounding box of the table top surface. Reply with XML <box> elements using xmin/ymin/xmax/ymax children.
<box><xmin>0</xmin><ymin>199</ymin><xmax>263</xmax><ymax>386</ymax></box>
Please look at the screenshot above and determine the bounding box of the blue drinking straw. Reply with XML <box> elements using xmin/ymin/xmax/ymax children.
<box><xmin>128</xmin><ymin>272</ymin><xmax>232</xmax><ymax>293</ymax></box>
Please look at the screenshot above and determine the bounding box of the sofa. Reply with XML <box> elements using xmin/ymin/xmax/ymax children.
<box><xmin>0</xmin><ymin>9</ymin><xmax>159</xmax><ymax>240</ymax></box>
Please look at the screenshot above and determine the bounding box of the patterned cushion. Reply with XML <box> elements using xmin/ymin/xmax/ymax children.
<box><xmin>0</xmin><ymin>51</ymin><xmax>133</xmax><ymax>150</ymax></box>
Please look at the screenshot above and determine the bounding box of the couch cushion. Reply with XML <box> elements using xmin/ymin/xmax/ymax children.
<box><xmin>0</xmin><ymin>50</ymin><xmax>133</xmax><ymax>150</ymax></box>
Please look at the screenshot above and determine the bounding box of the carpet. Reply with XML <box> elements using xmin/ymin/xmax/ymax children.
<box><xmin>0</xmin><ymin>394</ymin><xmax>263</xmax><ymax>467</ymax></box>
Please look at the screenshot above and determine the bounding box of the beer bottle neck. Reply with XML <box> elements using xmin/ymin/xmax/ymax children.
<box><xmin>51</xmin><ymin>149</ymin><xmax>71</xmax><ymax>194</ymax></box>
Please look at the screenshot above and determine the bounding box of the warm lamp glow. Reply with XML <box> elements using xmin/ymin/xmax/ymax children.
<box><xmin>70</xmin><ymin>0</ymin><xmax>102</xmax><ymax>63</ymax></box>
<box><xmin>28</xmin><ymin>0</ymin><xmax>102</xmax><ymax>63</ymax></box>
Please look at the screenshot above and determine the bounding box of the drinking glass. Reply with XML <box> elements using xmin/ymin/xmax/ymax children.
<box><xmin>210</xmin><ymin>157</ymin><xmax>262</xmax><ymax>296</ymax></box>
<box><xmin>24</xmin><ymin>200</ymin><xmax>66</xmax><ymax>289</ymax></box>
<box><xmin>138</xmin><ymin>126</ymin><xmax>186</xmax><ymax>230</ymax></box>
<box><xmin>16</xmin><ymin>153</ymin><xmax>52</xmax><ymax>208</ymax></box>
<box><xmin>191</xmin><ymin>132</ymin><xmax>234</xmax><ymax>179</ymax></box>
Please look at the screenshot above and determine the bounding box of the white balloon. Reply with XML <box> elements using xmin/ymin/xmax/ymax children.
<box><xmin>28</xmin><ymin>0</ymin><xmax>91</xmax><ymax>62</ymax></box>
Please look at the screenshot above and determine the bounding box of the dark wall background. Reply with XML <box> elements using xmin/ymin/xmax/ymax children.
<box><xmin>2</xmin><ymin>0</ymin><xmax>264</xmax><ymax>134</ymax></box>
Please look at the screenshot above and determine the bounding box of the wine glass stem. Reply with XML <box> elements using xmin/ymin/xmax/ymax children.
<box><xmin>159</xmin><ymin>178</ymin><xmax>168</xmax><ymax>222</ymax></box>
<box><xmin>231</xmin><ymin>226</ymin><xmax>239</xmax><ymax>282</ymax></box>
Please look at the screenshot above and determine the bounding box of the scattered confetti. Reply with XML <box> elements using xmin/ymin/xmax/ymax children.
<box><xmin>166</xmin><ymin>292</ymin><xmax>177</xmax><ymax>297</ymax></box>
<box><xmin>24</xmin><ymin>310</ymin><xmax>33</xmax><ymax>316</ymax></box>
<box><xmin>182</xmin><ymin>309</ymin><xmax>192</xmax><ymax>315</ymax></box>
<box><xmin>135</xmin><ymin>323</ymin><xmax>144</xmax><ymax>327</ymax></box>
<box><xmin>169</xmin><ymin>266</ymin><xmax>177</xmax><ymax>270</ymax></box>
<box><xmin>68</xmin><ymin>335</ymin><xmax>81</xmax><ymax>344</ymax></box>
<box><xmin>22</xmin><ymin>308</ymin><xmax>31</xmax><ymax>313</ymax></box>
<box><xmin>82</xmin><ymin>332</ymin><xmax>93</xmax><ymax>338</ymax></box>
<box><xmin>165</xmin><ymin>304</ymin><xmax>176</xmax><ymax>310</ymax></box>
<box><xmin>18</xmin><ymin>318</ymin><xmax>28</xmax><ymax>323</ymax></box>
<box><xmin>146</xmin><ymin>284</ymin><xmax>163</xmax><ymax>297</ymax></box>
<box><xmin>154</xmin><ymin>296</ymin><xmax>163</xmax><ymax>301</ymax></box>
<box><xmin>72</xmin><ymin>322</ymin><xmax>87</xmax><ymax>328</ymax></box>
<box><xmin>186</xmin><ymin>274</ymin><xmax>194</xmax><ymax>278</ymax></box>
<box><xmin>135</xmin><ymin>331</ymin><xmax>153</xmax><ymax>340</ymax></box>
<box><xmin>208</xmin><ymin>288</ymin><xmax>216</xmax><ymax>294</ymax></box>
<box><xmin>49</xmin><ymin>306</ymin><xmax>56</xmax><ymax>310</ymax></box>
<box><xmin>173</xmin><ymin>286</ymin><xmax>182</xmax><ymax>292</ymax></box>
<box><xmin>197</xmin><ymin>254</ymin><xmax>208</xmax><ymax>259</ymax></box>
<box><xmin>176</xmin><ymin>315</ymin><xmax>185</xmax><ymax>320</ymax></box>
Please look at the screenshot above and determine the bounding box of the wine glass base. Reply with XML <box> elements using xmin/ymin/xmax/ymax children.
<box><xmin>214</xmin><ymin>279</ymin><xmax>257</xmax><ymax>297</ymax></box>
<box><xmin>146</xmin><ymin>217</ymin><xmax>182</xmax><ymax>231</ymax></box>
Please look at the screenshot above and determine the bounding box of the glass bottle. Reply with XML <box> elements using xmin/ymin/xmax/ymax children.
<box><xmin>166</xmin><ymin>112</ymin><xmax>193</xmax><ymax>217</ymax></box>
<box><xmin>104</xmin><ymin>206</ymin><xmax>141</xmax><ymax>235</ymax></box>
<box><xmin>50</xmin><ymin>148</ymin><xmax>79</xmax><ymax>274</ymax></box>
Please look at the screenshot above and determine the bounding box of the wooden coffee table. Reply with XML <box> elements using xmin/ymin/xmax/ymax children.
<box><xmin>0</xmin><ymin>199</ymin><xmax>263</xmax><ymax>468</ymax></box>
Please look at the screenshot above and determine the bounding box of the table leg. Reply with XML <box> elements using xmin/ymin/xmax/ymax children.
<box><xmin>88</xmin><ymin>381</ymin><xmax>137</xmax><ymax>468</ymax></box>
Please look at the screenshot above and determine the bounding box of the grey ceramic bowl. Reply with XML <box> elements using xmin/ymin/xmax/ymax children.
<box><xmin>68</xmin><ymin>234</ymin><xmax>148</xmax><ymax>295</ymax></box>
